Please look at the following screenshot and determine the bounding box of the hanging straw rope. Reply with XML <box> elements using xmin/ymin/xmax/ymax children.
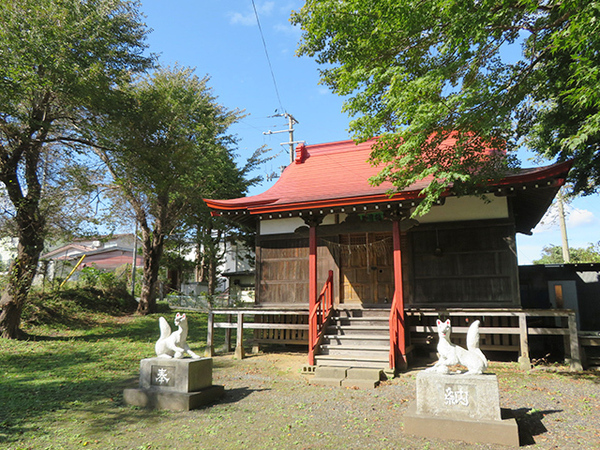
<box><xmin>319</xmin><ymin>236</ymin><xmax>392</xmax><ymax>266</ymax></box>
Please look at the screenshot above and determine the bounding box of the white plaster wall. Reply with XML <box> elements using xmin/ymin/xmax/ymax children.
<box><xmin>415</xmin><ymin>195</ymin><xmax>508</xmax><ymax>223</ymax></box>
<box><xmin>259</xmin><ymin>214</ymin><xmax>345</xmax><ymax>235</ymax></box>
<box><xmin>257</xmin><ymin>197</ymin><xmax>506</xmax><ymax>235</ymax></box>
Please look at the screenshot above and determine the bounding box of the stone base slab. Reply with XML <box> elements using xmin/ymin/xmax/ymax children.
<box><xmin>310</xmin><ymin>367</ymin><xmax>347</xmax><ymax>387</ymax></box>
<box><xmin>139</xmin><ymin>357</ymin><xmax>213</xmax><ymax>393</ymax></box>
<box><xmin>123</xmin><ymin>385</ymin><xmax>224</xmax><ymax>411</ymax></box>
<box><xmin>416</xmin><ymin>372</ymin><xmax>501</xmax><ymax>421</ymax></box>
<box><xmin>404</xmin><ymin>403</ymin><xmax>519</xmax><ymax>447</ymax></box>
<box><xmin>341</xmin><ymin>368</ymin><xmax>381</xmax><ymax>389</ymax></box>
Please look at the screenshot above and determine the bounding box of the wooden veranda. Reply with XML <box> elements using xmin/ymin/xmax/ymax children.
<box><xmin>204</xmin><ymin>307</ymin><xmax>584</xmax><ymax>371</ymax></box>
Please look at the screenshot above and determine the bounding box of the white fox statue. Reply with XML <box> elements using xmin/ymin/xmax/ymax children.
<box><xmin>155</xmin><ymin>312</ymin><xmax>201</xmax><ymax>359</ymax></box>
<box><xmin>426</xmin><ymin>319</ymin><xmax>488</xmax><ymax>375</ymax></box>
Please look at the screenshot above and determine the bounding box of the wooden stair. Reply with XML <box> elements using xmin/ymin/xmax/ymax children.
<box><xmin>314</xmin><ymin>308</ymin><xmax>390</xmax><ymax>369</ymax></box>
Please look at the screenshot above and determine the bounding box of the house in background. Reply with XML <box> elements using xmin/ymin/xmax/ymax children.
<box><xmin>205</xmin><ymin>137</ymin><xmax>581</xmax><ymax>372</ymax></box>
<box><xmin>221</xmin><ymin>240</ymin><xmax>255</xmax><ymax>304</ymax></box>
<box><xmin>42</xmin><ymin>233</ymin><xmax>142</xmax><ymax>282</ymax></box>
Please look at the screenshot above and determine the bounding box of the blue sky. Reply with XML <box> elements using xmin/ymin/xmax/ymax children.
<box><xmin>138</xmin><ymin>0</ymin><xmax>600</xmax><ymax>265</ymax></box>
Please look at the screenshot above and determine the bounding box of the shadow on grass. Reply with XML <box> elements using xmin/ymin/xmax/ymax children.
<box><xmin>0</xmin><ymin>375</ymin><xmax>143</xmax><ymax>445</ymax></box>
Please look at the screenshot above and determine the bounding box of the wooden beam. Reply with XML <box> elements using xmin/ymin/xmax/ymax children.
<box><xmin>392</xmin><ymin>219</ymin><xmax>407</xmax><ymax>370</ymax></box>
<box><xmin>205</xmin><ymin>311</ymin><xmax>214</xmax><ymax>357</ymax></box>
<box><xmin>235</xmin><ymin>312</ymin><xmax>245</xmax><ymax>359</ymax></box>
<box><xmin>307</xmin><ymin>219</ymin><xmax>320</xmax><ymax>366</ymax></box>
<box><xmin>518</xmin><ymin>313</ymin><xmax>531</xmax><ymax>370</ymax></box>
<box><xmin>567</xmin><ymin>312</ymin><xmax>583</xmax><ymax>371</ymax></box>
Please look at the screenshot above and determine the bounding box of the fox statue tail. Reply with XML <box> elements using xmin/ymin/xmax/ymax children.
<box><xmin>466</xmin><ymin>320</ymin><xmax>488</xmax><ymax>370</ymax></box>
<box><xmin>158</xmin><ymin>316</ymin><xmax>171</xmax><ymax>340</ymax></box>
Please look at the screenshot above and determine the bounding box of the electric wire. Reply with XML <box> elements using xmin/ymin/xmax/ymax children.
<box><xmin>251</xmin><ymin>0</ymin><xmax>285</xmax><ymax>113</ymax></box>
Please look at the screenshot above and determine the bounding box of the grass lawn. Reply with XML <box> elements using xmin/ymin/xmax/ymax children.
<box><xmin>0</xmin><ymin>292</ymin><xmax>216</xmax><ymax>449</ymax></box>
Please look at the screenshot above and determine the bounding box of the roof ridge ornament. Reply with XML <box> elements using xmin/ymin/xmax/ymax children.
<box><xmin>295</xmin><ymin>143</ymin><xmax>308</xmax><ymax>164</ymax></box>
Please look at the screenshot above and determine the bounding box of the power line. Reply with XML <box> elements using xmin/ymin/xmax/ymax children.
<box><xmin>251</xmin><ymin>0</ymin><xmax>284</xmax><ymax>113</ymax></box>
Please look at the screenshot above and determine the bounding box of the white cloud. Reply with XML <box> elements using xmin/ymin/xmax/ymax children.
<box><xmin>274</xmin><ymin>22</ymin><xmax>301</xmax><ymax>37</ymax></box>
<box><xmin>229</xmin><ymin>2</ymin><xmax>275</xmax><ymax>26</ymax></box>
<box><xmin>532</xmin><ymin>206</ymin><xmax>558</xmax><ymax>233</ymax></box>
<box><xmin>532</xmin><ymin>202</ymin><xmax>598</xmax><ymax>234</ymax></box>
<box><xmin>567</xmin><ymin>208</ymin><xmax>595</xmax><ymax>227</ymax></box>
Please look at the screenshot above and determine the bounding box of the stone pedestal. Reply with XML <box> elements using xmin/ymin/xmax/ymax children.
<box><xmin>123</xmin><ymin>357</ymin><xmax>224</xmax><ymax>411</ymax></box>
<box><xmin>404</xmin><ymin>372</ymin><xmax>519</xmax><ymax>446</ymax></box>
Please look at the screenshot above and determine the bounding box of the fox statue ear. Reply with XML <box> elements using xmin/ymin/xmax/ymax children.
<box><xmin>182</xmin><ymin>313</ymin><xmax>186</xmax><ymax>319</ymax></box>
<box><xmin>445</xmin><ymin>319</ymin><xmax>451</xmax><ymax>326</ymax></box>
<box><xmin>175</xmin><ymin>312</ymin><xmax>181</xmax><ymax>319</ymax></box>
<box><xmin>436</xmin><ymin>319</ymin><xmax>442</xmax><ymax>326</ymax></box>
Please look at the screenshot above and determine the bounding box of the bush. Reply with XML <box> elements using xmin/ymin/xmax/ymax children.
<box><xmin>79</xmin><ymin>266</ymin><xmax>100</xmax><ymax>287</ymax></box>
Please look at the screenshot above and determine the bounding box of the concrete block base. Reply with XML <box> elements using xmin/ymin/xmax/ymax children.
<box><xmin>341</xmin><ymin>368</ymin><xmax>381</xmax><ymax>389</ymax></box>
<box><xmin>138</xmin><ymin>357</ymin><xmax>214</xmax><ymax>392</ymax></box>
<box><xmin>124</xmin><ymin>385</ymin><xmax>224</xmax><ymax>411</ymax></box>
<box><xmin>405</xmin><ymin>372</ymin><xmax>519</xmax><ymax>446</ymax></box>
<box><xmin>404</xmin><ymin>403</ymin><xmax>519</xmax><ymax>447</ymax></box>
<box><xmin>310</xmin><ymin>367</ymin><xmax>347</xmax><ymax>386</ymax></box>
<box><xmin>124</xmin><ymin>357</ymin><xmax>223</xmax><ymax>411</ymax></box>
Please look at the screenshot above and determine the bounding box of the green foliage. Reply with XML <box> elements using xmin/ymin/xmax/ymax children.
<box><xmin>79</xmin><ymin>266</ymin><xmax>100</xmax><ymax>287</ymax></box>
<box><xmin>0</xmin><ymin>0</ymin><xmax>152</xmax><ymax>338</ymax></box>
<box><xmin>292</xmin><ymin>1</ymin><xmax>600</xmax><ymax>211</ymax></box>
<box><xmin>533</xmin><ymin>242</ymin><xmax>600</xmax><ymax>264</ymax></box>
<box><xmin>94</xmin><ymin>66</ymin><xmax>250</xmax><ymax>313</ymax></box>
<box><xmin>22</xmin><ymin>286</ymin><xmax>138</xmax><ymax>327</ymax></box>
<box><xmin>78</xmin><ymin>265</ymin><xmax>126</xmax><ymax>290</ymax></box>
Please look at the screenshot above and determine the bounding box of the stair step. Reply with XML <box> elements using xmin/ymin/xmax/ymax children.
<box><xmin>332</xmin><ymin>317</ymin><xmax>389</xmax><ymax>324</ymax></box>
<box><xmin>324</xmin><ymin>336</ymin><xmax>389</xmax><ymax>346</ymax></box>
<box><xmin>325</xmin><ymin>333</ymin><xmax>388</xmax><ymax>339</ymax></box>
<box><xmin>314</xmin><ymin>355</ymin><xmax>389</xmax><ymax>369</ymax></box>
<box><xmin>313</xmin><ymin>309</ymin><xmax>393</xmax><ymax>370</ymax></box>
<box><xmin>319</xmin><ymin>348</ymin><xmax>389</xmax><ymax>357</ymax></box>
<box><xmin>336</xmin><ymin>309</ymin><xmax>390</xmax><ymax>318</ymax></box>
<box><xmin>320</xmin><ymin>344</ymin><xmax>389</xmax><ymax>352</ymax></box>
<box><xmin>327</xmin><ymin>324</ymin><xmax>389</xmax><ymax>331</ymax></box>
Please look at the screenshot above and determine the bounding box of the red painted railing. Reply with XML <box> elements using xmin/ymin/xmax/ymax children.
<box><xmin>308</xmin><ymin>270</ymin><xmax>334</xmax><ymax>365</ymax></box>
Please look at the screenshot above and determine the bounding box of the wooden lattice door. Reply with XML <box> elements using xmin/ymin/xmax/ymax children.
<box><xmin>339</xmin><ymin>232</ymin><xmax>393</xmax><ymax>305</ymax></box>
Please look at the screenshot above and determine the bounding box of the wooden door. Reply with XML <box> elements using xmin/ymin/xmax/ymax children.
<box><xmin>340</xmin><ymin>232</ymin><xmax>393</xmax><ymax>305</ymax></box>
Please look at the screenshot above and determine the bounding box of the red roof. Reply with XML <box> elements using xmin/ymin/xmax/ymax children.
<box><xmin>205</xmin><ymin>138</ymin><xmax>572</xmax><ymax>215</ymax></box>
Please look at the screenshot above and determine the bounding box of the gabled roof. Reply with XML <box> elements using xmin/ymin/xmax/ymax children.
<box><xmin>205</xmin><ymin>138</ymin><xmax>572</xmax><ymax>230</ymax></box>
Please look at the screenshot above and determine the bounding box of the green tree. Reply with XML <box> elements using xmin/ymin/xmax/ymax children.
<box><xmin>533</xmin><ymin>242</ymin><xmax>600</xmax><ymax>264</ymax></box>
<box><xmin>188</xmin><ymin>145</ymin><xmax>267</xmax><ymax>300</ymax></box>
<box><xmin>0</xmin><ymin>0</ymin><xmax>151</xmax><ymax>338</ymax></box>
<box><xmin>292</xmin><ymin>1</ymin><xmax>600</xmax><ymax>212</ymax></box>
<box><xmin>95</xmin><ymin>66</ymin><xmax>245</xmax><ymax>314</ymax></box>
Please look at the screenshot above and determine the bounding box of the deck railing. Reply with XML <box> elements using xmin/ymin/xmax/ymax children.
<box><xmin>308</xmin><ymin>270</ymin><xmax>334</xmax><ymax>365</ymax></box>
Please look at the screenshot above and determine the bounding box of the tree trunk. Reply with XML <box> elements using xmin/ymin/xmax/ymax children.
<box><xmin>206</xmin><ymin>229</ymin><xmax>222</xmax><ymax>303</ymax></box>
<box><xmin>194</xmin><ymin>231</ymin><xmax>203</xmax><ymax>283</ymax></box>
<box><xmin>0</xmin><ymin>207</ymin><xmax>45</xmax><ymax>338</ymax></box>
<box><xmin>137</xmin><ymin>224</ymin><xmax>165</xmax><ymax>315</ymax></box>
<box><xmin>0</xmin><ymin>128</ymin><xmax>46</xmax><ymax>338</ymax></box>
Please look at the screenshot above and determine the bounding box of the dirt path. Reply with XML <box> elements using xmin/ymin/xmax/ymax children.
<box><xmin>104</xmin><ymin>351</ymin><xmax>599</xmax><ymax>449</ymax></box>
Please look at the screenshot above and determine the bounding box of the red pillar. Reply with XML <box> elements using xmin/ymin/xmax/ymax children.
<box><xmin>392</xmin><ymin>219</ymin><xmax>407</xmax><ymax>370</ymax></box>
<box><xmin>308</xmin><ymin>223</ymin><xmax>318</xmax><ymax>365</ymax></box>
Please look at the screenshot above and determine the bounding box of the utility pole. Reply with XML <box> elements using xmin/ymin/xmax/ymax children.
<box><xmin>557</xmin><ymin>187</ymin><xmax>571</xmax><ymax>263</ymax></box>
<box><xmin>263</xmin><ymin>112</ymin><xmax>302</xmax><ymax>164</ymax></box>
